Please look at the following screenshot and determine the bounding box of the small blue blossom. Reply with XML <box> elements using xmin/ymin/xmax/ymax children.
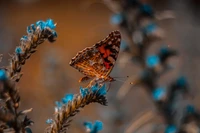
<box><xmin>30</xmin><ymin>24</ymin><xmax>36</xmax><ymax>32</ymax></box>
<box><xmin>52</xmin><ymin>31</ymin><xmax>57</xmax><ymax>37</ymax></box>
<box><xmin>146</xmin><ymin>55</ymin><xmax>160</xmax><ymax>68</ymax></box>
<box><xmin>143</xmin><ymin>23</ymin><xmax>157</xmax><ymax>35</ymax></box>
<box><xmin>84</xmin><ymin>121</ymin><xmax>93</xmax><ymax>131</ymax></box>
<box><xmin>0</xmin><ymin>70</ymin><xmax>7</xmax><ymax>81</ymax></box>
<box><xmin>80</xmin><ymin>87</ymin><xmax>89</xmax><ymax>98</ymax></box>
<box><xmin>84</xmin><ymin>121</ymin><xmax>103</xmax><ymax>133</ymax></box>
<box><xmin>55</xmin><ymin>101</ymin><xmax>63</xmax><ymax>109</ymax></box>
<box><xmin>21</xmin><ymin>35</ymin><xmax>28</xmax><ymax>41</ymax></box>
<box><xmin>36</xmin><ymin>20</ymin><xmax>46</xmax><ymax>30</ymax></box>
<box><xmin>45</xmin><ymin>19</ymin><xmax>56</xmax><ymax>29</ymax></box>
<box><xmin>98</xmin><ymin>84</ymin><xmax>107</xmax><ymax>96</ymax></box>
<box><xmin>140</xmin><ymin>4</ymin><xmax>153</xmax><ymax>16</ymax></box>
<box><xmin>62</xmin><ymin>94</ymin><xmax>74</xmax><ymax>104</ymax></box>
<box><xmin>111</xmin><ymin>13</ymin><xmax>124</xmax><ymax>25</ymax></box>
<box><xmin>27</xmin><ymin>26</ymin><xmax>32</xmax><ymax>34</ymax></box>
<box><xmin>176</xmin><ymin>76</ymin><xmax>187</xmax><ymax>87</ymax></box>
<box><xmin>91</xmin><ymin>84</ymin><xmax>99</xmax><ymax>94</ymax></box>
<box><xmin>15</xmin><ymin>47</ymin><xmax>23</xmax><ymax>54</ymax></box>
<box><xmin>152</xmin><ymin>87</ymin><xmax>166</xmax><ymax>101</ymax></box>
<box><xmin>165</xmin><ymin>125</ymin><xmax>177</xmax><ymax>133</ymax></box>
<box><xmin>46</xmin><ymin>119</ymin><xmax>54</xmax><ymax>124</ymax></box>
<box><xmin>186</xmin><ymin>104</ymin><xmax>195</xmax><ymax>114</ymax></box>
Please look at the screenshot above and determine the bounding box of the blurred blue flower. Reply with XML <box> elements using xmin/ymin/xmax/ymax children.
<box><xmin>45</xmin><ymin>19</ymin><xmax>56</xmax><ymax>29</ymax></box>
<box><xmin>176</xmin><ymin>76</ymin><xmax>187</xmax><ymax>87</ymax></box>
<box><xmin>46</xmin><ymin>119</ymin><xmax>54</xmax><ymax>124</ymax></box>
<box><xmin>165</xmin><ymin>125</ymin><xmax>177</xmax><ymax>133</ymax></box>
<box><xmin>84</xmin><ymin>121</ymin><xmax>103</xmax><ymax>133</ymax></box>
<box><xmin>160</xmin><ymin>46</ymin><xmax>169</xmax><ymax>54</ymax></box>
<box><xmin>121</xmin><ymin>40</ymin><xmax>128</xmax><ymax>51</ymax></box>
<box><xmin>111</xmin><ymin>13</ymin><xmax>124</xmax><ymax>25</ymax></box>
<box><xmin>62</xmin><ymin>94</ymin><xmax>74</xmax><ymax>104</ymax></box>
<box><xmin>36</xmin><ymin>20</ymin><xmax>46</xmax><ymax>30</ymax></box>
<box><xmin>140</xmin><ymin>4</ymin><xmax>153</xmax><ymax>16</ymax></box>
<box><xmin>15</xmin><ymin>47</ymin><xmax>23</xmax><ymax>54</ymax></box>
<box><xmin>143</xmin><ymin>23</ymin><xmax>157</xmax><ymax>34</ymax></box>
<box><xmin>80</xmin><ymin>87</ymin><xmax>89</xmax><ymax>98</ymax></box>
<box><xmin>186</xmin><ymin>104</ymin><xmax>195</xmax><ymax>114</ymax></box>
<box><xmin>25</xmin><ymin>128</ymin><xmax>32</xmax><ymax>133</ymax></box>
<box><xmin>146</xmin><ymin>55</ymin><xmax>160</xmax><ymax>68</ymax></box>
<box><xmin>152</xmin><ymin>87</ymin><xmax>166</xmax><ymax>101</ymax></box>
<box><xmin>0</xmin><ymin>70</ymin><xmax>7</xmax><ymax>81</ymax></box>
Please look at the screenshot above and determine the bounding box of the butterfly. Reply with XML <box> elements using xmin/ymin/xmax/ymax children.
<box><xmin>69</xmin><ymin>30</ymin><xmax>121</xmax><ymax>87</ymax></box>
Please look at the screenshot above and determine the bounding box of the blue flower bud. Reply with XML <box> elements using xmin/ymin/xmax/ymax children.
<box><xmin>31</xmin><ymin>24</ymin><xmax>36</xmax><ymax>32</ymax></box>
<box><xmin>143</xmin><ymin>23</ymin><xmax>157</xmax><ymax>35</ymax></box>
<box><xmin>27</xmin><ymin>26</ymin><xmax>32</xmax><ymax>34</ymax></box>
<box><xmin>36</xmin><ymin>20</ymin><xmax>46</xmax><ymax>30</ymax></box>
<box><xmin>146</xmin><ymin>55</ymin><xmax>160</xmax><ymax>68</ymax></box>
<box><xmin>62</xmin><ymin>94</ymin><xmax>74</xmax><ymax>104</ymax></box>
<box><xmin>15</xmin><ymin>47</ymin><xmax>23</xmax><ymax>54</ymax></box>
<box><xmin>55</xmin><ymin>101</ymin><xmax>62</xmax><ymax>109</ymax></box>
<box><xmin>80</xmin><ymin>87</ymin><xmax>89</xmax><ymax>98</ymax></box>
<box><xmin>46</xmin><ymin>119</ymin><xmax>54</xmax><ymax>124</ymax></box>
<box><xmin>152</xmin><ymin>87</ymin><xmax>166</xmax><ymax>101</ymax></box>
<box><xmin>46</xmin><ymin>19</ymin><xmax>56</xmax><ymax>29</ymax></box>
<box><xmin>98</xmin><ymin>84</ymin><xmax>107</xmax><ymax>96</ymax></box>
<box><xmin>91</xmin><ymin>84</ymin><xmax>99</xmax><ymax>94</ymax></box>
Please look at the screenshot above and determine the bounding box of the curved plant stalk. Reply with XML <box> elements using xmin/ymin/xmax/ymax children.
<box><xmin>45</xmin><ymin>84</ymin><xmax>107</xmax><ymax>133</ymax></box>
<box><xmin>0</xmin><ymin>19</ymin><xmax>57</xmax><ymax>133</ymax></box>
<box><xmin>5</xmin><ymin>19</ymin><xmax>57</xmax><ymax>82</ymax></box>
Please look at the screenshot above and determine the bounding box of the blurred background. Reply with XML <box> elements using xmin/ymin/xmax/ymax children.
<box><xmin>0</xmin><ymin>0</ymin><xmax>200</xmax><ymax>133</ymax></box>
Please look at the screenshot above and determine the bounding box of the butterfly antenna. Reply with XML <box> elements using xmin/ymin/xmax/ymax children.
<box><xmin>113</xmin><ymin>76</ymin><xmax>129</xmax><ymax>79</ymax></box>
<box><xmin>113</xmin><ymin>76</ymin><xmax>129</xmax><ymax>83</ymax></box>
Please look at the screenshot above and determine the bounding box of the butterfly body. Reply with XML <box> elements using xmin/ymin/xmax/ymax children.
<box><xmin>70</xmin><ymin>31</ymin><xmax>121</xmax><ymax>87</ymax></box>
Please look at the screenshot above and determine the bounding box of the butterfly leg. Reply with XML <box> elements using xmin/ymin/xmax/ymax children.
<box><xmin>79</xmin><ymin>76</ymin><xmax>90</xmax><ymax>83</ymax></box>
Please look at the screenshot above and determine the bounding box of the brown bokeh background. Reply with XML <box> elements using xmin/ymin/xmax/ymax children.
<box><xmin>0</xmin><ymin>0</ymin><xmax>199</xmax><ymax>133</ymax></box>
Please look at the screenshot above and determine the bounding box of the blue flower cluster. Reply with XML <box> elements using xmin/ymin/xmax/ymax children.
<box><xmin>15</xmin><ymin>19</ymin><xmax>57</xmax><ymax>55</ymax></box>
<box><xmin>55</xmin><ymin>84</ymin><xmax>107</xmax><ymax>110</ymax></box>
<box><xmin>80</xmin><ymin>84</ymin><xmax>107</xmax><ymax>98</ymax></box>
<box><xmin>84</xmin><ymin>121</ymin><xmax>103</xmax><ymax>133</ymax></box>
<box><xmin>26</xmin><ymin>19</ymin><xmax>57</xmax><ymax>33</ymax></box>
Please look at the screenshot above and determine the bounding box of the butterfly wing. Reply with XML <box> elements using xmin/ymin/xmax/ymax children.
<box><xmin>69</xmin><ymin>30</ymin><xmax>121</xmax><ymax>78</ymax></box>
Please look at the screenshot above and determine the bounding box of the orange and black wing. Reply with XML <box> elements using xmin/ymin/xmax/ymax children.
<box><xmin>69</xmin><ymin>30</ymin><xmax>121</xmax><ymax>78</ymax></box>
